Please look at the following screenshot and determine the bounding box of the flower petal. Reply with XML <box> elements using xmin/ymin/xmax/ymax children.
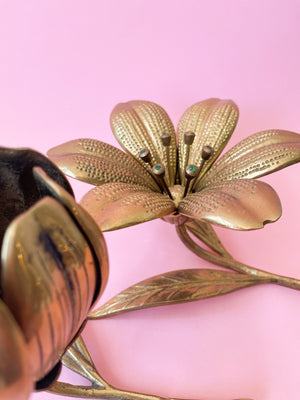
<box><xmin>197</xmin><ymin>129</ymin><xmax>300</xmax><ymax>189</ymax></box>
<box><xmin>178</xmin><ymin>179</ymin><xmax>281</xmax><ymax>230</ymax></box>
<box><xmin>0</xmin><ymin>299</ymin><xmax>33</xmax><ymax>400</ymax></box>
<box><xmin>177</xmin><ymin>98</ymin><xmax>239</xmax><ymax>185</ymax></box>
<box><xmin>80</xmin><ymin>182</ymin><xmax>176</xmax><ymax>231</ymax></box>
<box><xmin>1</xmin><ymin>197</ymin><xmax>97</xmax><ymax>380</ymax></box>
<box><xmin>110</xmin><ymin>100</ymin><xmax>177</xmax><ymax>185</ymax></box>
<box><xmin>48</xmin><ymin>139</ymin><xmax>159</xmax><ymax>191</ymax></box>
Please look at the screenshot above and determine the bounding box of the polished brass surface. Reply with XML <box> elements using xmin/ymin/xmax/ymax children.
<box><xmin>33</xmin><ymin>167</ymin><xmax>109</xmax><ymax>302</ymax></box>
<box><xmin>0</xmin><ymin>299</ymin><xmax>33</xmax><ymax>400</ymax></box>
<box><xmin>1</xmin><ymin>197</ymin><xmax>97</xmax><ymax>380</ymax></box>
<box><xmin>0</xmin><ymin>150</ymin><xmax>108</xmax><ymax>395</ymax></box>
<box><xmin>48</xmin><ymin>99</ymin><xmax>300</xmax><ymax>233</ymax></box>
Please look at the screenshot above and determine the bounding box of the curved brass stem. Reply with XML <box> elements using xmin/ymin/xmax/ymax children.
<box><xmin>176</xmin><ymin>224</ymin><xmax>300</xmax><ymax>291</ymax></box>
<box><xmin>49</xmin><ymin>381</ymin><xmax>250</xmax><ymax>400</ymax></box>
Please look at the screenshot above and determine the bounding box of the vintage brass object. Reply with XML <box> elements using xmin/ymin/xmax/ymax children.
<box><xmin>0</xmin><ymin>148</ymin><xmax>108</xmax><ymax>398</ymax></box>
<box><xmin>48</xmin><ymin>98</ymin><xmax>300</xmax><ymax>232</ymax></box>
<box><xmin>2</xmin><ymin>98</ymin><xmax>300</xmax><ymax>400</ymax></box>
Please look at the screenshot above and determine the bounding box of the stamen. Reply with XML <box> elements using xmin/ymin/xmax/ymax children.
<box><xmin>191</xmin><ymin>145</ymin><xmax>214</xmax><ymax>191</ymax></box>
<box><xmin>139</xmin><ymin>148</ymin><xmax>152</xmax><ymax>165</ymax></box>
<box><xmin>201</xmin><ymin>145</ymin><xmax>214</xmax><ymax>161</ymax></box>
<box><xmin>152</xmin><ymin>163</ymin><xmax>173</xmax><ymax>199</ymax></box>
<box><xmin>160</xmin><ymin>132</ymin><xmax>172</xmax><ymax>184</ymax></box>
<box><xmin>183</xmin><ymin>131</ymin><xmax>195</xmax><ymax>178</ymax></box>
<box><xmin>184</xmin><ymin>131</ymin><xmax>195</xmax><ymax>146</ymax></box>
<box><xmin>160</xmin><ymin>132</ymin><xmax>172</xmax><ymax>147</ymax></box>
<box><xmin>183</xmin><ymin>164</ymin><xmax>199</xmax><ymax>197</ymax></box>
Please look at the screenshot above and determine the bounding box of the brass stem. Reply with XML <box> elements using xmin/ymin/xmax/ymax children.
<box><xmin>176</xmin><ymin>224</ymin><xmax>300</xmax><ymax>291</ymax></box>
<box><xmin>184</xmin><ymin>146</ymin><xmax>191</xmax><ymax>176</ymax></box>
<box><xmin>48</xmin><ymin>381</ymin><xmax>248</xmax><ymax>400</ymax></box>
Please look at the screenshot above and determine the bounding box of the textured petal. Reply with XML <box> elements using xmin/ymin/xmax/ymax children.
<box><xmin>110</xmin><ymin>100</ymin><xmax>177</xmax><ymax>185</ymax></box>
<box><xmin>197</xmin><ymin>129</ymin><xmax>300</xmax><ymax>189</ymax></box>
<box><xmin>178</xmin><ymin>179</ymin><xmax>281</xmax><ymax>230</ymax></box>
<box><xmin>1</xmin><ymin>198</ymin><xmax>97</xmax><ymax>380</ymax></box>
<box><xmin>0</xmin><ymin>300</ymin><xmax>33</xmax><ymax>400</ymax></box>
<box><xmin>177</xmin><ymin>98</ymin><xmax>239</xmax><ymax>185</ymax></box>
<box><xmin>48</xmin><ymin>139</ymin><xmax>159</xmax><ymax>191</ymax></box>
<box><xmin>80</xmin><ymin>182</ymin><xmax>176</xmax><ymax>231</ymax></box>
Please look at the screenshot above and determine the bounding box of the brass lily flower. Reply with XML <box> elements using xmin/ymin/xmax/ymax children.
<box><xmin>0</xmin><ymin>148</ymin><xmax>108</xmax><ymax>400</ymax></box>
<box><xmin>48</xmin><ymin>98</ymin><xmax>300</xmax><ymax>232</ymax></box>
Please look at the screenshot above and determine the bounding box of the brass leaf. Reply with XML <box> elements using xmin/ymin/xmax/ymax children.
<box><xmin>184</xmin><ymin>219</ymin><xmax>231</xmax><ymax>258</ymax></box>
<box><xmin>198</xmin><ymin>129</ymin><xmax>300</xmax><ymax>189</ymax></box>
<box><xmin>110</xmin><ymin>100</ymin><xmax>177</xmax><ymax>186</ymax></box>
<box><xmin>80</xmin><ymin>182</ymin><xmax>176</xmax><ymax>231</ymax></box>
<box><xmin>179</xmin><ymin>179</ymin><xmax>282</xmax><ymax>230</ymax></box>
<box><xmin>89</xmin><ymin>268</ymin><xmax>270</xmax><ymax>319</ymax></box>
<box><xmin>177</xmin><ymin>98</ymin><xmax>239</xmax><ymax>184</ymax></box>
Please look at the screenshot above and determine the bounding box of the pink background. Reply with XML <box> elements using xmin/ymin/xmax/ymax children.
<box><xmin>1</xmin><ymin>1</ymin><xmax>300</xmax><ymax>399</ymax></box>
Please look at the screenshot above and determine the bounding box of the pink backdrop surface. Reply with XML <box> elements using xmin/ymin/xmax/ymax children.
<box><xmin>0</xmin><ymin>1</ymin><xmax>300</xmax><ymax>399</ymax></box>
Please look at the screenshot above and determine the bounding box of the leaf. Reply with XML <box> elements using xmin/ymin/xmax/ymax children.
<box><xmin>184</xmin><ymin>219</ymin><xmax>232</xmax><ymax>258</ymax></box>
<box><xmin>63</xmin><ymin>336</ymin><xmax>105</xmax><ymax>387</ymax></box>
<box><xmin>88</xmin><ymin>269</ymin><xmax>270</xmax><ymax>319</ymax></box>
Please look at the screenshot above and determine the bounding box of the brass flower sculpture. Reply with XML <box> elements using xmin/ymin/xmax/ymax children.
<box><xmin>2</xmin><ymin>99</ymin><xmax>300</xmax><ymax>400</ymax></box>
<box><xmin>48</xmin><ymin>98</ymin><xmax>300</xmax><ymax>232</ymax></box>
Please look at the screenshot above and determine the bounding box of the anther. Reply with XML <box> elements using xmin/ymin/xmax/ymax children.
<box><xmin>183</xmin><ymin>164</ymin><xmax>199</xmax><ymax>197</ymax></box>
<box><xmin>139</xmin><ymin>148</ymin><xmax>152</xmax><ymax>165</ymax></box>
<box><xmin>152</xmin><ymin>164</ymin><xmax>173</xmax><ymax>199</ymax></box>
<box><xmin>201</xmin><ymin>145</ymin><xmax>214</xmax><ymax>161</ymax></box>
<box><xmin>191</xmin><ymin>145</ymin><xmax>214</xmax><ymax>191</ymax></box>
<box><xmin>161</xmin><ymin>132</ymin><xmax>172</xmax><ymax>147</ymax></box>
<box><xmin>184</xmin><ymin>131</ymin><xmax>195</xmax><ymax>145</ymax></box>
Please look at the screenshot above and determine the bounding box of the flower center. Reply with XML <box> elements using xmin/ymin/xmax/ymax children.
<box><xmin>139</xmin><ymin>135</ymin><xmax>214</xmax><ymax>202</ymax></box>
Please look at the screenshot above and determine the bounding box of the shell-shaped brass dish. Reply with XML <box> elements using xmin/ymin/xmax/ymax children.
<box><xmin>1</xmin><ymin>197</ymin><xmax>97</xmax><ymax>380</ymax></box>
